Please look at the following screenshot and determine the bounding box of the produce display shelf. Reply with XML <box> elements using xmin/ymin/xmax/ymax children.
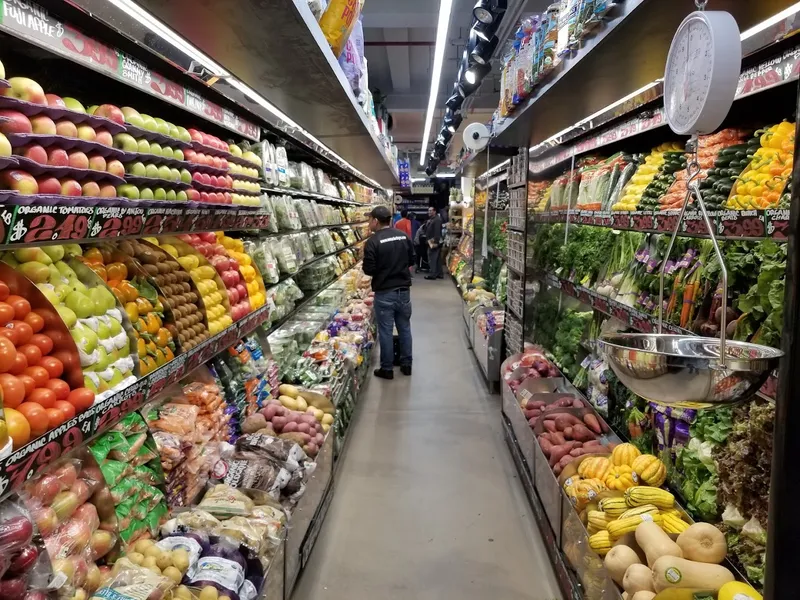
<box><xmin>256</xmin><ymin>221</ymin><xmax>369</xmax><ymax>238</ymax></box>
<box><xmin>0</xmin><ymin>259</ymin><xmax>362</xmax><ymax>499</ymax></box>
<box><xmin>261</xmin><ymin>186</ymin><xmax>366</xmax><ymax>206</ymax></box>
<box><xmin>529</xmin><ymin>207</ymin><xmax>789</xmax><ymax>241</ymax></box>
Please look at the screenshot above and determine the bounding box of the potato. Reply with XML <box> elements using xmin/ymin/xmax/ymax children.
<box><xmin>156</xmin><ymin>552</ymin><xmax>173</xmax><ymax>571</ymax></box>
<box><xmin>279</xmin><ymin>395</ymin><xmax>298</xmax><ymax>410</ymax></box>
<box><xmin>295</xmin><ymin>395</ymin><xmax>308</xmax><ymax>411</ymax></box>
<box><xmin>144</xmin><ymin>546</ymin><xmax>162</xmax><ymax>560</ymax></box>
<box><xmin>199</xmin><ymin>586</ymin><xmax>219</xmax><ymax>600</ymax></box>
<box><xmin>127</xmin><ymin>552</ymin><xmax>145</xmax><ymax>566</ymax></box>
<box><xmin>163</xmin><ymin>566</ymin><xmax>183</xmax><ymax>584</ymax></box>
<box><xmin>321</xmin><ymin>413</ymin><xmax>334</xmax><ymax>425</ymax></box>
<box><xmin>142</xmin><ymin>556</ymin><xmax>159</xmax><ymax>570</ymax></box>
<box><xmin>175</xmin><ymin>586</ymin><xmax>194</xmax><ymax>600</ymax></box>
<box><xmin>279</xmin><ymin>384</ymin><xmax>299</xmax><ymax>398</ymax></box>
<box><xmin>133</xmin><ymin>538</ymin><xmax>155</xmax><ymax>555</ymax></box>
<box><xmin>171</xmin><ymin>549</ymin><xmax>190</xmax><ymax>573</ymax></box>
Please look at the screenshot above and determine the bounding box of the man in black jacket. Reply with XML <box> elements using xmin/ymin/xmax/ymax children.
<box><xmin>363</xmin><ymin>205</ymin><xmax>414</xmax><ymax>379</ymax></box>
<box><xmin>424</xmin><ymin>206</ymin><xmax>443</xmax><ymax>280</ymax></box>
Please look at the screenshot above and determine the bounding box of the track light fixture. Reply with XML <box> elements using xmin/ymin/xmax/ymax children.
<box><xmin>472</xmin><ymin>19</ymin><xmax>499</xmax><ymax>42</ymax></box>
<box><xmin>444</xmin><ymin>112</ymin><xmax>463</xmax><ymax>133</ymax></box>
<box><xmin>446</xmin><ymin>92</ymin><xmax>464</xmax><ymax>111</ymax></box>
<box><xmin>438</xmin><ymin>128</ymin><xmax>453</xmax><ymax>144</ymax></box>
<box><xmin>470</xmin><ymin>34</ymin><xmax>498</xmax><ymax>65</ymax></box>
<box><xmin>460</xmin><ymin>62</ymin><xmax>491</xmax><ymax>95</ymax></box>
<box><xmin>472</xmin><ymin>0</ymin><xmax>507</xmax><ymax>25</ymax></box>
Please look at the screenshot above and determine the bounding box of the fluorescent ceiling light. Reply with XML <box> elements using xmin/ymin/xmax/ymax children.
<box><xmin>107</xmin><ymin>0</ymin><xmax>230</xmax><ymax>76</ymax></box>
<box><xmin>438</xmin><ymin>172</ymin><xmax>458</xmax><ymax>178</ymax></box>
<box><xmin>419</xmin><ymin>0</ymin><xmax>455</xmax><ymax>166</ymax></box>
<box><xmin>479</xmin><ymin>158</ymin><xmax>509</xmax><ymax>178</ymax></box>
<box><xmin>741</xmin><ymin>2</ymin><xmax>800</xmax><ymax>40</ymax></box>
<box><xmin>411</xmin><ymin>177</ymin><xmax>429</xmax><ymax>182</ymax></box>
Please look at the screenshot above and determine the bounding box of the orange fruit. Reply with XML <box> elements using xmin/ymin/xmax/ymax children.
<box><xmin>4</xmin><ymin>407</ymin><xmax>30</xmax><ymax>449</ymax></box>
<box><xmin>83</xmin><ymin>248</ymin><xmax>104</xmax><ymax>265</ymax></box>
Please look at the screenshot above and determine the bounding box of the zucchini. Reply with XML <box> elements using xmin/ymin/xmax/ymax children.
<box><xmin>718</xmin><ymin>183</ymin><xmax>733</xmax><ymax>195</ymax></box>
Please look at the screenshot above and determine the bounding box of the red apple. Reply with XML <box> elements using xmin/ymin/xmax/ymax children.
<box><xmin>36</xmin><ymin>176</ymin><xmax>61</xmax><ymax>195</ymax></box>
<box><xmin>225</xmin><ymin>176</ymin><xmax>233</xmax><ymax>188</ymax></box>
<box><xmin>87</xmin><ymin>155</ymin><xmax>106</xmax><ymax>171</ymax></box>
<box><xmin>98</xmin><ymin>183</ymin><xmax>116</xmax><ymax>197</ymax></box>
<box><xmin>1</xmin><ymin>77</ymin><xmax>47</xmax><ymax>104</ymax></box>
<box><xmin>22</xmin><ymin>145</ymin><xmax>48</xmax><ymax>165</ymax></box>
<box><xmin>67</xmin><ymin>150</ymin><xmax>89</xmax><ymax>170</ymax></box>
<box><xmin>30</xmin><ymin>115</ymin><xmax>57</xmax><ymax>135</ymax></box>
<box><xmin>0</xmin><ymin>109</ymin><xmax>32</xmax><ymax>134</ymax></box>
<box><xmin>227</xmin><ymin>287</ymin><xmax>239</xmax><ymax>304</ymax></box>
<box><xmin>189</xmin><ymin>129</ymin><xmax>203</xmax><ymax>143</ymax></box>
<box><xmin>94</xmin><ymin>128</ymin><xmax>113</xmax><ymax>147</ymax></box>
<box><xmin>221</xmin><ymin>159</ymin><xmax>229</xmax><ymax>170</ymax></box>
<box><xmin>191</xmin><ymin>172</ymin><xmax>203</xmax><ymax>183</ymax></box>
<box><xmin>186</xmin><ymin>188</ymin><xmax>200</xmax><ymax>201</ymax></box>
<box><xmin>199</xmin><ymin>191</ymin><xmax>210</xmax><ymax>203</ymax></box>
<box><xmin>81</xmin><ymin>181</ymin><xmax>100</xmax><ymax>196</ymax></box>
<box><xmin>46</xmin><ymin>94</ymin><xmax>67</xmax><ymax>108</ymax></box>
<box><xmin>200</xmin><ymin>173</ymin><xmax>211</xmax><ymax>185</ymax></box>
<box><xmin>47</xmin><ymin>147</ymin><xmax>69</xmax><ymax>167</ymax></box>
<box><xmin>235</xmin><ymin>283</ymin><xmax>247</xmax><ymax>299</ymax></box>
<box><xmin>60</xmin><ymin>179</ymin><xmax>82</xmax><ymax>196</ymax></box>
<box><xmin>106</xmin><ymin>160</ymin><xmax>124</xmax><ymax>177</ymax></box>
<box><xmin>223</xmin><ymin>192</ymin><xmax>232</xmax><ymax>204</ymax></box>
<box><xmin>54</xmin><ymin>119</ymin><xmax>78</xmax><ymax>138</ymax></box>
<box><xmin>93</xmin><ymin>104</ymin><xmax>124</xmax><ymax>125</ymax></box>
<box><xmin>184</xmin><ymin>148</ymin><xmax>196</xmax><ymax>162</ymax></box>
<box><xmin>1</xmin><ymin>170</ymin><xmax>38</xmax><ymax>194</ymax></box>
<box><xmin>75</xmin><ymin>124</ymin><xmax>96</xmax><ymax>142</ymax></box>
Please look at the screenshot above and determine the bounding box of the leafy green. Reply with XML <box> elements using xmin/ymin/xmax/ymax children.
<box><xmin>550</xmin><ymin>309</ymin><xmax>592</xmax><ymax>378</ymax></box>
<box><xmin>691</xmin><ymin>408</ymin><xmax>733</xmax><ymax>445</ymax></box>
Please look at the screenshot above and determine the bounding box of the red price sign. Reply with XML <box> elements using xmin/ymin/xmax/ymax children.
<box><xmin>738</xmin><ymin>61</ymin><xmax>784</xmax><ymax>97</ymax></box>
<box><xmin>593</xmin><ymin>295</ymin><xmax>610</xmax><ymax>315</ymax></box>
<box><xmin>94</xmin><ymin>206</ymin><xmax>145</xmax><ymax>238</ymax></box>
<box><xmin>612</xmin><ymin>212</ymin><xmax>631</xmax><ymax>230</ymax></box>
<box><xmin>766</xmin><ymin>209</ymin><xmax>790</xmax><ymax>239</ymax></box>
<box><xmin>610</xmin><ymin>302</ymin><xmax>632</xmax><ymax>324</ymax></box>
<box><xmin>160</xmin><ymin>209</ymin><xmax>185</xmax><ymax>234</ymax></box>
<box><xmin>680</xmin><ymin>211</ymin><xmax>708</xmax><ymax>235</ymax></box>
<box><xmin>150</xmin><ymin>71</ymin><xmax>186</xmax><ymax>105</ymax></box>
<box><xmin>631</xmin><ymin>212</ymin><xmax>655</xmax><ymax>232</ymax></box>
<box><xmin>185</xmin><ymin>340</ymin><xmax>218</xmax><ymax>374</ymax></box>
<box><xmin>560</xmin><ymin>280</ymin><xmax>576</xmax><ymax>298</ymax></box>
<box><xmin>148</xmin><ymin>355</ymin><xmax>187</xmax><ymax>398</ymax></box>
<box><xmin>61</xmin><ymin>25</ymin><xmax>119</xmax><ymax>73</ymax></box>
<box><xmin>656</xmin><ymin>213</ymin><xmax>679</xmax><ymax>233</ymax></box>
<box><xmin>718</xmin><ymin>212</ymin><xmax>765</xmax><ymax>238</ymax></box>
<box><xmin>630</xmin><ymin>312</ymin><xmax>654</xmax><ymax>333</ymax></box>
<box><xmin>13</xmin><ymin>207</ymin><xmax>93</xmax><ymax>244</ymax></box>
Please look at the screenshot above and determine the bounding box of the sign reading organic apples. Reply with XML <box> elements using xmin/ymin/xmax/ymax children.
<box><xmin>0</xmin><ymin>0</ymin><xmax>260</xmax><ymax>141</ymax></box>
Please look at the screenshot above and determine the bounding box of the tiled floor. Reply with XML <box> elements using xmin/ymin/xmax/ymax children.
<box><xmin>292</xmin><ymin>277</ymin><xmax>562</xmax><ymax>600</ymax></box>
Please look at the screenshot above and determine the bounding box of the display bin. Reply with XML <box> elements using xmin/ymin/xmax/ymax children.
<box><xmin>259</xmin><ymin>534</ymin><xmax>286</xmax><ymax>600</ymax></box>
<box><xmin>532</xmin><ymin>429</ymin><xmax>562</xmax><ymax>546</ymax></box>
<box><xmin>472</xmin><ymin>307</ymin><xmax>503</xmax><ymax>386</ymax></box>
<box><xmin>502</xmin><ymin>381</ymin><xmax>536</xmax><ymax>483</ymax></box>
<box><xmin>462</xmin><ymin>300</ymin><xmax>473</xmax><ymax>348</ymax></box>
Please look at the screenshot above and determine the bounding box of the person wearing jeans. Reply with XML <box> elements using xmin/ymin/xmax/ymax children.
<box><xmin>363</xmin><ymin>205</ymin><xmax>415</xmax><ymax>379</ymax></box>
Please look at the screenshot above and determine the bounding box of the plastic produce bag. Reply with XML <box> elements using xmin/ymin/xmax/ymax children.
<box><xmin>319</xmin><ymin>0</ymin><xmax>364</xmax><ymax>57</ymax></box>
<box><xmin>339</xmin><ymin>38</ymin><xmax>362</xmax><ymax>93</ymax></box>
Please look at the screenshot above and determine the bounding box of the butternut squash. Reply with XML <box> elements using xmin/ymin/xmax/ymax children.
<box><xmin>634</xmin><ymin>520</ymin><xmax>682</xmax><ymax>567</ymax></box>
<box><xmin>613</xmin><ymin>532</ymin><xmax>648</xmax><ymax>564</ymax></box>
<box><xmin>622</xmin><ymin>564</ymin><xmax>655</xmax><ymax>595</ymax></box>
<box><xmin>651</xmin><ymin>555</ymin><xmax>735</xmax><ymax>592</ymax></box>
<box><xmin>604</xmin><ymin>545</ymin><xmax>642</xmax><ymax>586</ymax></box>
<box><xmin>630</xmin><ymin>592</ymin><xmax>656</xmax><ymax>600</ymax></box>
<box><xmin>676</xmin><ymin>522</ymin><xmax>727</xmax><ymax>564</ymax></box>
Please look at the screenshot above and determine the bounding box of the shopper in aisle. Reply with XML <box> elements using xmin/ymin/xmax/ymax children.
<box><xmin>414</xmin><ymin>218</ymin><xmax>429</xmax><ymax>272</ymax></box>
<box><xmin>395</xmin><ymin>209</ymin><xmax>412</xmax><ymax>237</ymax></box>
<box><xmin>424</xmin><ymin>206</ymin><xmax>444</xmax><ymax>280</ymax></box>
<box><xmin>363</xmin><ymin>205</ymin><xmax>414</xmax><ymax>380</ymax></box>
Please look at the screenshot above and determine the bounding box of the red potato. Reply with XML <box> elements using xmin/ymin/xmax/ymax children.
<box><xmin>583</xmin><ymin>413</ymin><xmax>602</xmax><ymax>434</ymax></box>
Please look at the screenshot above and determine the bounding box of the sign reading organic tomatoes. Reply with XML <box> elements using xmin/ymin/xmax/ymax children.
<box><xmin>8</xmin><ymin>205</ymin><xmax>94</xmax><ymax>244</ymax></box>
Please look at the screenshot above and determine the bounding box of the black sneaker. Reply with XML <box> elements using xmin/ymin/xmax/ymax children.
<box><xmin>374</xmin><ymin>368</ymin><xmax>394</xmax><ymax>380</ymax></box>
<box><xmin>424</xmin><ymin>275</ymin><xmax>436</xmax><ymax>280</ymax></box>
<box><xmin>400</xmin><ymin>365</ymin><xmax>412</xmax><ymax>376</ymax></box>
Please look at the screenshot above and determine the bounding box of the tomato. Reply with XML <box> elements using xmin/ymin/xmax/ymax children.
<box><xmin>45</xmin><ymin>407</ymin><xmax>64</xmax><ymax>428</ymax></box>
<box><xmin>0</xmin><ymin>337</ymin><xmax>17</xmax><ymax>373</ymax></box>
<box><xmin>44</xmin><ymin>379</ymin><xmax>70</xmax><ymax>401</ymax></box>
<box><xmin>23</xmin><ymin>366</ymin><xmax>49</xmax><ymax>388</ymax></box>
<box><xmin>8</xmin><ymin>351</ymin><xmax>27</xmax><ymax>375</ymax></box>
<box><xmin>17</xmin><ymin>344</ymin><xmax>41</xmax><ymax>367</ymax></box>
<box><xmin>4</xmin><ymin>407</ymin><xmax>30</xmax><ymax>449</ymax></box>
<box><xmin>29</xmin><ymin>334</ymin><xmax>54</xmax><ymax>356</ymax></box>
<box><xmin>17</xmin><ymin>402</ymin><xmax>49</xmax><ymax>437</ymax></box>
<box><xmin>39</xmin><ymin>356</ymin><xmax>63</xmax><ymax>379</ymax></box>
<box><xmin>18</xmin><ymin>375</ymin><xmax>35</xmax><ymax>398</ymax></box>
<box><xmin>0</xmin><ymin>328</ymin><xmax>20</xmax><ymax>346</ymax></box>
<box><xmin>0</xmin><ymin>303</ymin><xmax>14</xmax><ymax>326</ymax></box>
<box><xmin>0</xmin><ymin>281</ymin><xmax>10</xmax><ymax>302</ymax></box>
<box><xmin>107</xmin><ymin>263</ymin><xmax>128</xmax><ymax>281</ymax></box>
<box><xmin>53</xmin><ymin>400</ymin><xmax>75</xmax><ymax>421</ymax></box>
<box><xmin>23</xmin><ymin>312</ymin><xmax>44</xmax><ymax>334</ymax></box>
<box><xmin>8</xmin><ymin>321</ymin><xmax>32</xmax><ymax>345</ymax></box>
<box><xmin>66</xmin><ymin>387</ymin><xmax>95</xmax><ymax>412</ymax></box>
<box><xmin>83</xmin><ymin>248</ymin><xmax>104</xmax><ymax>265</ymax></box>
<box><xmin>0</xmin><ymin>374</ymin><xmax>24</xmax><ymax>408</ymax></box>
<box><xmin>28</xmin><ymin>388</ymin><xmax>56</xmax><ymax>409</ymax></box>
<box><xmin>6</xmin><ymin>296</ymin><xmax>30</xmax><ymax>320</ymax></box>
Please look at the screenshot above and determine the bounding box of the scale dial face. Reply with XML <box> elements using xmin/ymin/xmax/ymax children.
<box><xmin>664</xmin><ymin>11</ymin><xmax>741</xmax><ymax>136</ymax></box>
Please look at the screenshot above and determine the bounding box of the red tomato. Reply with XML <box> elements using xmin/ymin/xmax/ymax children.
<box><xmin>17</xmin><ymin>402</ymin><xmax>48</xmax><ymax>437</ymax></box>
<box><xmin>66</xmin><ymin>388</ymin><xmax>94</xmax><ymax>412</ymax></box>
<box><xmin>0</xmin><ymin>303</ymin><xmax>14</xmax><ymax>326</ymax></box>
<box><xmin>45</xmin><ymin>407</ymin><xmax>64</xmax><ymax>428</ymax></box>
<box><xmin>28</xmin><ymin>388</ymin><xmax>56</xmax><ymax>409</ymax></box>
<box><xmin>29</xmin><ymin>334</ymin><xmax>54</xmax><ymax>356</ymax></box>
<box><xmin>8</xmin><ymin>351</ymin><xmax>27</xmax><ymax>375</ymax></box>
<box><xmin>0</xmin><ymin>374</ymin><xmax>24</xmax><ymax>408</ymax></box>
<box><xmin>17</xmin><ymin>344</ymin><xmax>41</xmax><ymax>367</ymax></box>
<box><xmin>18</xmin><ymin>375</ymin><xmax>35</xmax><ymax>398</ymax></box>
<box><xmin>53</xmin><ymin>400</ymin><xmax>75</xmax><ymax>421</ymax></box>
<box><xmin>23</xmin><ymin>312</ymin><xmax>44</xmax><ymax>333</ymax></box>
<box><xmin>0</xmin><ymin>281</ymin><xmax>10</xmax><ymax>302</ymax></box>
<box><xmin>44</xmin><ymin>379</ymin><xmax>70</xmax><ymax>401</ymax></box>
<box><xmin>8</xmin><ymin>321</ymin><xmax>32</xmax><ymax>345</ymax></box>
<box><xmin>6</xmin><ymin>296</ymin><xmax>30</xmax><ymax>320</ymax></box>
<box><xmin>22</xmin><ymin>366</ymin><xmax>49</xmax><ymax>388</ymax></box>
<box><xmin>0</xmin><ymin>337</ymin><xmax>16</xmax><ymax>373</ymax></box>
<box><xmin>0</xmin><ymin>328</ymin><xmax>20</xmax><ymax>346</ymax></box>
<box><xmin>39</xmin><ymin>356</ymin><xmax>63</xmax><ymax>379</ymax></box>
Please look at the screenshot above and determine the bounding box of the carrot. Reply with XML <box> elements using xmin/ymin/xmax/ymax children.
<box><xmin>680</xmin><ymin>281</ymin><xmax>695</xmax><ymax>328</ymax></box>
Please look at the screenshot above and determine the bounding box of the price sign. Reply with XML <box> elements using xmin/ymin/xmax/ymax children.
<box><xmin>0</xmin><ymin>206</ymin><xmax>15</xmax><ymax>244</ymax></box>
<box><xmin>631</xmin><ymin>211</ymin><xmax>655</xmax><ymax>232</ymax></box>
<box><xmin>737</xmin><ymin>54</ymin><xmax>786</xmax><ymax>98</ymax></box>
<box><xmin>717</xmin><ymin>210</ymin><xmax>765</xmax><ymax>238</ymax></box>
<box><xmin>194</xmin><ymin>209</ymin><xmax>215</xmax><ymax>232</ymax></box>
<box><xmin>142</xmin><ymin>207</ymin><xmax>179</xmax><ymax>235</ymax></box>
<box><xmin>576</xmin><ymin>286</ymin><xmax>592</xmax><ymax>306</ymax></box>
<box><xmin>61</xmin><ymin>25</ymin><xmax>118</xmax><ymax>73</ymax></box>
<box><xmin>148</xmin><ymin>354</ymin><xmax>187</xmax><ymax>398</ymax></box>
<box><xmin>560</xmin><ymin>280</ymin><xmax>576</xmax><ymax>298</ymax></box>
<box><xmin>93</xmin><ymin>205</ymin><xmax>145</xmax><ymax>238</ymax></box>
<box><xmin>655</xmin><ymin>212</ymin><xmax>679</xmax><ymax>233</ymax></box>
<box><xmin>630</xmin><ymin>311</ymin><xmax>654</xmax><ymax>333</ymax></box>
<box><xmin>662</xmin><ymin>322</ymin><xmax>683</xmax><ymax>334</ymax></box>
<box><xmin>0</xmin><ymin>410</ymin><xmax>93</xmax><ymax>494</ymax></box>
<box><xmin>150</xmin><ymin>71</ymin><xmax>186</xmax><ymax>106</ymax></box>
<box><xmin>766</xmin><ymin>209</ymin><xmax>790</xmax><ymax>239</ymax></box>
<box><xmin>210</xmin><ymin>210</ymin><xmax>228</xmax><ymax>230</ymax></box>
<box><xmin>219</xmin><ymin>210</ymin><xmax>239</xmax><ymax>230</ymax></box>
<box><xmin>159</xmin><ymin>207</ymin><xmax>186</xmax><ymax>234</ymax></box>
<box><xmin>609</xmin><ymin>300</ymin><xmax>632</xmax><ymax>324</ymax></box>
<box><xmin>239</xmin><ymin>306</ymin><xmax>267</xmax><ymax>335</ymax></box>
<box><xmin>93</xmin><ymin>377</ymin><xmax>149</xmax><ymax>433</ymax></box>
<box><xmin>119</xmin><ymin>52</ymin><xmax>151</xmax><ymax>89</ymax></box>
<box><xmin>184</xmin><ymin>339</ymin><xmax>218</xmax><ymax>374</ymax></box>
<box><xmin>593</xmin><ymin>295</ymin><xmax>610</xmax><ymax>315</ymax></box>
<box><xmin>612</xmin><ymin>212</ymin><xmax>631</xmax><ymax>230</ymax></box>
<box><xmin>8</xmin><ymin>205</ymin><xmax>93</xmax><ymax>244</ymax></box>
<box><xmin>679</xmin><ymin>210</ymin><xmax>707</xmax><ymax>235</ymax></box>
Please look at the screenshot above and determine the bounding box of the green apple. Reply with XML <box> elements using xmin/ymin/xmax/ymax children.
<box><xmin>145</xmin><ymin>164</ymin><xmax>159</xmax><ymax>178</ymax></box>
<box><xmin>161</xmin><ymin>146</ymin><xmax>174</xmax><ymax>159</ymax></box>
<box><xmin>62</xmin><ymin>97</ymin><xmax>86</xmax><ymax>113</ymax></box>
<box><xmin>140</xmin><ymin>187</ymin><xmax>154</xmax><ymax>200</ymax></box>
<box><xmin>176</xmin><ymin>126</ymin><xmax>191</xmax><ymax>143</ymax></box>
<box><xmin>165</xmin><ymin>189</ymin><xmax>176</xmax><ymax>202</ymax></box>
<box><xmin>154</xmin><ymin>187</ymin><xmax>167</xmax><ymax>201</ymax></box>
<box><xmin>169</xmin><ymin>168</ymin><xmax>180</xmax><ymax>182</ymax></box>
<box><xmin>168</xmin><ymin>124</ymin><xmax>180</xmax><ymax>139</ymax></box>
<box><xmin>149</xmin><ymin>142</ymin><xmax>162</xmax><ymax>157</ymax></box>
<box><xmin>157</xmin><ymin>165</ymin><xmax>172</xmax><ymax>180</ymax></box>
<box><xmin>126</xmin><ymin>161</ymin><xmax>146</xmax><ymax>176</ymax></box>
<box><xmin>136</xmin><ymin>138</ymin><xmax>151</xmax><ymax>154</ymax></box>
<box><xmin>140</xmin><ymin>114</ymin><xmax>158</xmax><ymax>132</ymax></box>
<box><xmin>229</xmin><ymin>144</ymin><xmax>243</xmax><ymax>157</ymax></box>
<box><xmin>57</xmin><ymin>305</ymin><xmax>77</xmax><ymax>328</ymax></box>
<box><xmin>176</xmin><ymin>190</ymin><xmax>188</xmax><ymax>202</ymax></box>
<box><xmin>121</xmin><ymin>107</ymin><xmax>144</xmax><ymax>128</ymax></box>
<box><xmin>153</xmin><ymin>118</ymin><xmax>170</xmax><ymax>136</ymax></box>
<box><xmin>113</xmin><ymin>133</ymin><xmax>138</xmax><ymax>152</ymax></box>
<box><xmin>117</xmin><ymin>184</ymin><xmax>140</xmax><ymax>200</ymax></box>
<box><xmin>174</xmin><ymin>149</ymin><xmax>184</xmax><ymax>161</ymax></box>
<box><xmin>180</xmin><ymin>169</ymin><xmax>192</xmax><ymax>184</ymax></box>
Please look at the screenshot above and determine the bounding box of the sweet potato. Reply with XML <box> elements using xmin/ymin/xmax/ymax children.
<box><xmin>553</xmin><ymin>464</ymin><xmax>563</xmax><ymax>476</ymax></box>
<box><xmin>559</xmin><ymin>455</ymin><xmax>576</xmax><ymax>468</ymax></box>
<box><xmin>570</xmin><ymin>448</ymin><xmax>584</xmax><ymax>457</ymax></box>
<box><xmin>539</xmin><ymin>438</ymin><xmax>553</xmax><ymax>456</ymax></box>
<box><xmin>528</xmin><ymin>417</ymin><xmax>539</xmax><ymax>428</ymax></box>
<box><xmin>571</xmin><ymin>423</ymin><xmax>596</xmax><ymax>442</ymax></box>
<box><xmin>564</xmin><ymin>426</ymin><xmax>573</xmax><ymax>439</ymax></box>
<box><xmin>553</xmin><ymin>397</ymin><xmax>574</xmax><ymax>407</ymax></box>
<box><xmin>553</xmin><ymin>414</ymin><xmax>582</xmax><ymax>431</ymax></box>
<box><xmin>583</xmin><ymin>413</ymin><xmax>602</xmax><ymax>434</ymax></box>
<box><xmin>572</xmin><ymin>398</ymin><xmax>584</xmax><ymax>408</ymax></box>
<box><xmin>526</xmin><ymin>400</ymin><xmax>546</xmax><ymax>410</ymax></box>
<box><xmin>543</xmin><ymin>420</ymin><xmax>557</xmax><ymax>433</ymax></box>
<box><xmin>551</xmin><ymin>432</ymin><xmax>566</xmax><ymax>445</ymax></box>
<box><xmin>549</xmin><ymin>446</ymin><xmax>569</xmax><ymax>466</ymax></box>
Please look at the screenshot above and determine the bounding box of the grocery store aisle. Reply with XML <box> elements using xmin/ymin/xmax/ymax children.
<box><xmin>293</xmin><ymin>278</ymin><xmax>562</xmax><ymax>600</ymax></box>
